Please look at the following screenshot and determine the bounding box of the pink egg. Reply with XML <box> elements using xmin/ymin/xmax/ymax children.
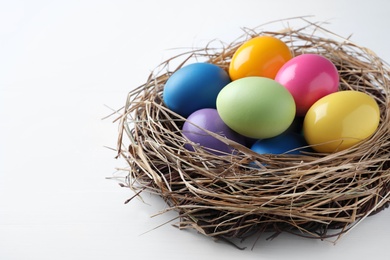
<box><xmin>275</xmin><ymin>54</ymin><xmax>339</xmax><ymax>116</ymax></box>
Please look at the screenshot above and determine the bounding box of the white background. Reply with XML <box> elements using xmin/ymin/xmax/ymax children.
<box><xmin>1</xmin><ymin>0</ymin><xmax>389</xmax><ymax>259</ymax></box>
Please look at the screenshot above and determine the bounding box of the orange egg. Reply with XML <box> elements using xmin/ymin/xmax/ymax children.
<box><xmin>229</xmin><ymin>36</ymin><xmax>292</xmax><ymax>80</ymax></box>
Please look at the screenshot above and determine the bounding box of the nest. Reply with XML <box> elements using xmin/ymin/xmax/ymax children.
<box><xmin>115</xmin><ymin>18</ymin><xmax>390</xmax><ymax>247</ymax></box>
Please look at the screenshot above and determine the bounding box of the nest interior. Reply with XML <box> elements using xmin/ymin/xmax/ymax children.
<box><xmin>115</xmin><ymin>19</ymin><xmax>390</xmax><ymax>245</ymax></box>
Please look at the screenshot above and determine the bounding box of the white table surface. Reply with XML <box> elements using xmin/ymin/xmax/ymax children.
<box><xmin>1</xmin><ymin>1</ymin><xmax>389</xmax><ymax>259</ymax></box>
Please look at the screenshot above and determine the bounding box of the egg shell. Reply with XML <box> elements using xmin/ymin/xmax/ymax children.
<box><xmin>163</xmin><ymin>63</ymin><xmax>231</xmax><ymax>118</ymax></box>
<box><xmin>251</xmin><ymin>132</ymin><xmax>311</xmax><ymax>155</ymax></box>
<box><xmin>216</xmin><ymin>76</ymin><xmax>296</xmax><ymax>139</ymax></box>
<box><xmin>229</xmin><ymin>36</ymin><xmax>292</xmax><ymax>80</ymax></box>
<box><xmin>275</xmin><ymin>54</ymin><xmax>339</xmax><ymax>116</ymax></box>
<box><xmin>182</xmin><ymin>108</ymin><xmax>246</xmax><ymax>155</ymax></box>
<box><xmin>303</xmin><ymin>90</ymin><xmax>380</xmax><ymax>153</ymax></box>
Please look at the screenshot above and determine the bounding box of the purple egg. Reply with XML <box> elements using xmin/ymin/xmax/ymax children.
<box><xmin>182</xmin><ymin>108</ymin><xmax>245</xmax><ymax>155</ymax></box>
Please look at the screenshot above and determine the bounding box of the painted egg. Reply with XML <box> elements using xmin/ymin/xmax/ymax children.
<box><xmin>216</xmin><ymin>76</ymin><xmax>296</xmax><ymax>139</ymax></box>
<box><xmin>251</xmin><ymin>132</ymin><xmax>311</xmax><ymax>155</ymax></box>
<box><xmin>163</xmin><ymin>63</ymin><xmax>231</xmax><ymax>118</ymax></box>
<box><xmin>303</xmin><ymin>91</ymin><xmax>380</xmax><ymax>153</ymax></box>
<box><xmin>275</xmin><ymin>53</ymin><xmax>339</xmax><ymax>116</ymax></box>
<box><xmin>182</xmin><ymin>108</ymin><xmax>245</xmax><ymax>155</ymax></box>
<box><xmin>229</xmin><ymin>36</ymin><xmax>292</xmax><ymax>81</ymax></box>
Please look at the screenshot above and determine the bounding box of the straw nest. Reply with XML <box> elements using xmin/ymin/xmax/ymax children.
<box><xmin>114</xmin><ymin>18</ymin><xmax>390</xmax><ymax>247</ymax></box>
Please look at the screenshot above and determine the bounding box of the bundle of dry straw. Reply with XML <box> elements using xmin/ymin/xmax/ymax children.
<box><xmin>114</xmin><ymin>18</ymin><xmax>390</xmax><ymax>246</ymax></box>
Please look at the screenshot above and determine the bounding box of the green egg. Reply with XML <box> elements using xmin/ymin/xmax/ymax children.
<box><xmin>216</xmin><ymin>76</ymin><xmax>296</xmax><ymax>139</ymax></box>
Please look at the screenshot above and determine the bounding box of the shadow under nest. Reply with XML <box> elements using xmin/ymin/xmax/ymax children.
<box><xmin>115</xmin><ymin>18</ymin><xmax>390</xmax><ymax>248</ymax></box>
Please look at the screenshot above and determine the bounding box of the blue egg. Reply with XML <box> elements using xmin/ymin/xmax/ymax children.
<box><xmin>251</xmin><ymin>132</ymin><xmax>311</xmax><ymax>155</ymax></box>
<box><xmin>163</xmin><ymin>63</ymin><xmax>231</xmax><ymax>118</ymax></box>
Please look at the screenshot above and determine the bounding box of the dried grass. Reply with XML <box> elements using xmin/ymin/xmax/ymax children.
<box><xmin>114</xmin><ymin>18</ymin><xmax>390</xmax><ymax>246</ymax></box>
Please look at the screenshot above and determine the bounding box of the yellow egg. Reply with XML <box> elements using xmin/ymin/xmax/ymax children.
<box><xmin>303</xmin><ymin>91</ymin><xmax>380</xmax><ymax>153</ymax></box>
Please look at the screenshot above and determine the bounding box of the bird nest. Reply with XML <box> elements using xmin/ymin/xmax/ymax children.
<box><xmin>114</xmin><ymin>19</ymin><xmax>390</xmax><ymax>247</ymax></box>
